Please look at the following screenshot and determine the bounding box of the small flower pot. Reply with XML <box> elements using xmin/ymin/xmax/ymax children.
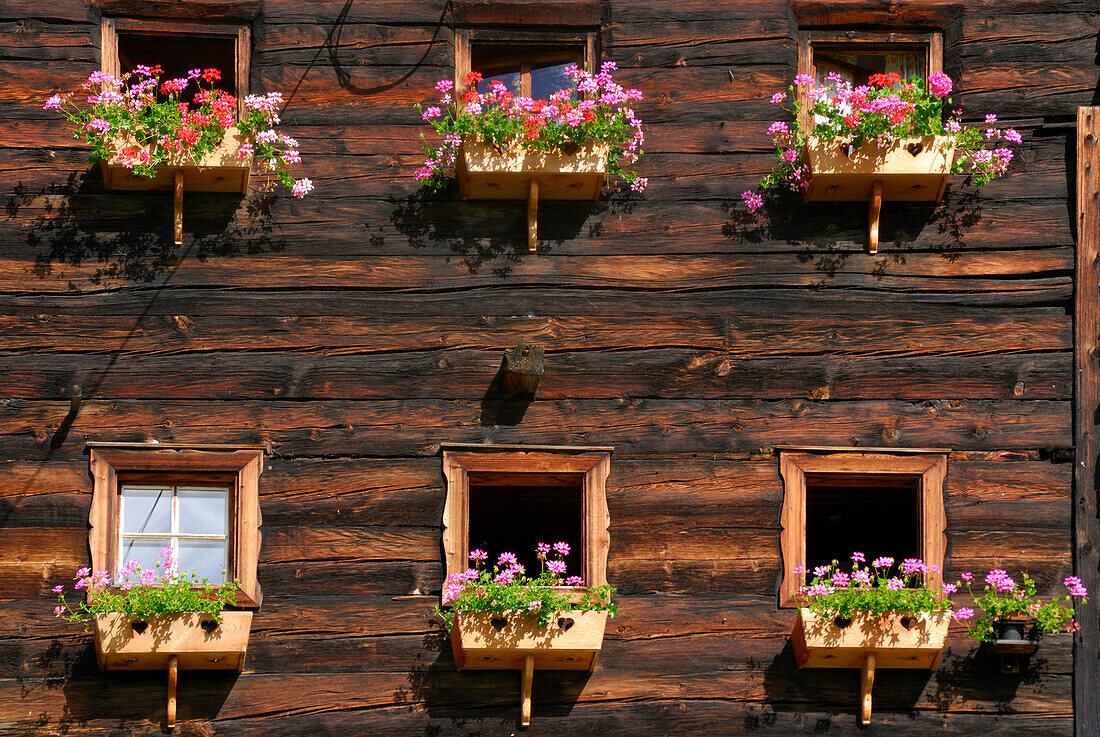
<box><xmin>802</xmin><ymin>135</ymin><xmax>956</xmax><ymax>253</ymax></box>
<box><xmin>456</xmin><ymin>137</ymin><xmax>610</xmax><ymax>252</ymax></box>
<box><xmin>94</xmin><ymin>611</ymin><xmax>253</xmax><ymax>671</ymax></box>
<box><xmin>450</xmin><ymin>610</ymin><xmax>607</xmax><ymax>726</ymax></box>
<box><xmin>991</xmin><ymin>617</ymin><xmax>1039</xmax><ymax>657</ymax></box>
<box><xmin>100</xmin><ymin>126</ymin><xmax>252</xmax><ymax>195</ymax></box>
<box><xmin>94</xmin><ymin>611</ymin><xmax>253</xmax><ymax>729</ymax></box>
<box><xmin>791</xmin><ymin>608</ymin><xmax>950</xmax><ymax>725</ymax></box>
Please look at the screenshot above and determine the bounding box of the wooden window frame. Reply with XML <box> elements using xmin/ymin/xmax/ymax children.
<box><xmin>88</xmin><ymin>443</ymin><xmax>263</xmax><ymax>607</ymax></box>
<box><xmin>100</xmin><ymin>17</ymin><xmax>251</xmax><ymax>117</ymax></box>
<box><xmin>441</xmin><ymin>443</ymin><xmax>612</xmax><ymax>589</ymax></box>
<box><xmin>454</xmin><ymin>29</ymin><xmax>598</xmax><ymax>96</ymax></box>
<box><xmin>795</xmin><ymin>30</ymin><xmax>943</xmax><ymax>132</ymax></box>
<box><xmin>777</xmin><ymin>447</ymin><xmax>948</xmax><ymax>608</ymax></box>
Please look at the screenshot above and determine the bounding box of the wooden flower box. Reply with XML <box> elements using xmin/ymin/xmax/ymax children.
<box><xmin>451</xmin><ymin>610</ymin><xmax>607</xmax><ymax>726</ymax></box>
<box><xmin>802</xmin><ymin>135</ymin><xmax>956</xmax><ymax>253</ymax></box>
<box><xmin>791</xmin><ymin>608</ymin><xmax>950</xmax><ymax>725</ymax></box>
<box><xmin>94</xmin><ymin>611</ymin><xmax>253</xmax><ymax>728</ymax></box>
<box><xmin>456</xmin><ymin>137</ymin><xmax>610</xmax><ymax>252</ymax></box>
<box><xmin>100</xmin><ymin>126</ymin><xmax>253</xmax><ymax>245</ymax></box>
<box><xmin>991</xmin><ymin>616</ymin><xmax>1040</xmax><ymax>673</ymax></box>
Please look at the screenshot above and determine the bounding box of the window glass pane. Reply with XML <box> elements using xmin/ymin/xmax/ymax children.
<box><xmin>178</xmin><ymin>487</ymin><xmax>229</xmax><ymax>535</ymax></box>
<box><xmin>120</xmin><ymin>537</ymin><xmax>173</xmax><ymax>582</ymax></box>
<box><xmin>477</xmin><ymin>72</ymin><xmax>521</xmax><ymax>96</ymax></box>
<box><xmin>805</xmin><ymin>474</ymin><xmax>921</xmax><ymax>574</ymax></box>
<box><xmin>814</xmin><ymin>49</ymin><xmax>926</xmax><ymax>87</ymax></box>
<box><xmin>116</xmin><ymin>33</ymin><xmax>237</xmax><ymax>101</ymax></box>
<box><xmin>179</xmin><ymin>539</ymin><xmax>228</xmax><ymax>583</ymax></box>
<box><xmin>530</xmin><ymin>63</ymin><xmax>575</xmax><ymax>102</ymax></box>
<box><xmin>121</xmin><ymin>486</ymin><xmax>172</xmax><ymax>534</ymax></box>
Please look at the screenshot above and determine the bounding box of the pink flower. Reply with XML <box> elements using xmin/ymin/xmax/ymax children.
<box><xmin>422</xmin><ymin>106</ymin><xmax>442</xmax><ymax>120</ymax></box>
<box><xmin>851</xmin><ymin>552</ymin><xmax>865</xmax><ymax>563</ymax></box>
<box><xmin>985</xmin><ymin>569</ymin><xmax>1008</xmax><ymax>587</ymax></box>
<box><xmin>435</xmin><ymin>79</ymin><xmax>454</xmax><ymax>94</ymax></box>
<box><xmin>43</xmin><ymin>95</ymin><xmax>63</xmax><ymax>110</ymax></box>
<box><xmin>900</xmin><ymin>558</ymin><xmax>926</xmax><ymax>575</ymax></box>
<box><xmin>831</xmin><ymin>572</ymin><xmax>850</xmax><ymax>587</ymax></box>
<box><xmin>257</xmin><ymin>129</ymin><xmax>279</xmax><ymax>144</ymax></box>
<box><xmin>527</xmin><ymin>600</ymin><xmax>542</xmax><ymax>611</ymax></box>
<box><xmin>237</xmin><ymin>143</ymin><xmax>254</xmax><ymax>161</ymax></box>
<box><xmin>887</xmin><ymin>577</ymin><xmax>904</xmax><ymax>591</ymax></box>
<box><xmin>291</xmin><ymin>178</ymin><xmax>314</xmax><ymax>198</ymax></box>
<box><xmin>872</xmin><ymin>556</ymin><xmax>893</xmax><ymax>569</ymax></box>
<box><xmin>565</xmin><ymin>576</ymin><xmax>584</xmax><ymax>586</ymax></box>
<box><xmin>630</xmin><ymin>177</ymin><xmax>648</xmax><ymax>192</ymax></box>
<box><xmin>926</xmin><ymin>72</ymin><xmax>952</xmax><ymax>97</ymax></box>
<box><xmin>52</xmin><ymin>584</ymin><xmax>64</xmax><ymax>594</ymax></box>
<box><xmin>54</xmin><ymin>606</ymin><xmax>66</xmax><ymax>617</ymax></box>
<box><xmin>986</xmin><ymin>113</ymin><xmax>997</xmax><ymax>123</ymax></box>
<box><xmin>138</xmin><ymin>568</ymin><xmax>157</xmax><ymax>586</ymax></box>
<box><xmin>792</xmin><ymin>565</ymin><xmax>806</xmax><ymax>575</ymax></box>
<box><xmin>851</xmin><ymin>570</ymin><xmax>871</xmax><ymax>586</ymax></box>
<box><xmin>942</xmin><ymin>583</ymin><xmax>958</xmax><ymax>595</ymax></box>
<box><xmin>547</xmin><ymin>560</ymin><xmax>567</xmax><ymax>575</ymax></box>
<box><xmin>498</xmin><ymin>552</ymin><xmax>518</xmax><ymax>566</ymax></box>
<box><xmin>741</xmin><ymin>190</ymin><xmax>764</xmax><ymax>213</ymax></box>
<box><xmin>87</xmin><ymin>71</ymin><xmax>110</xmax><ymax>85</ymax></box>
<box><xmin>553</xmin><ymin>542</ymin><xmax>571</xmax><ymax>557</ymax></box>
<box><xmin>1065</xmin><ymin>576</ymin><xmax>1088</xmax><ymax>597</ymax></box>
<box><xmin>770</xmin><ymin>92</ymin><xmax>786</xmax><ymax>104</ymax></box>
<box><xmin>536</xmin><ymin>542</ymin><xmax>551</xmax><ymax>559</ymax></box>
<box><xmin>87</xmin><ymin>118</ymin><xmax>111</xmax><ymax>133</ymax></box>
<box><xmin>953</xmin><ymin>607</ymin><xmax>975</xmax><ymax>621</ymax></box>
<box><xmin>75</xmin><ymin>567</ymin><xmax>90</xmax><ymax>580</ymax></box>
<box><xmin>945</xmin><ymin>120</ymin><xmax>962</xmax><ymax>133</ymax></box>
<box><xmin>442</xmin><ymin>581</ymin><xmax>465</xmax><ymax>604</ymax></box>
<box><xmin>283</xmin><ymin>150</ymin><xmax>302</xmax><ymax>164</ymax></box>
<box><xmin>74</xmin><ymin>578</ymin><xmax>88</xmax><ymax>590</ymax></box>
<box><xmin>1004</xmin><ymin>128</ymin><xmax>1022</xmax><ymax>144</ymax></box>
<box><xmin>767</xmin><ymin>121</ymin><xmax>789</xmax><ymax>138</ymax></box>
<box><xmin>469</xmin><ymin>549</ymin><xmax>488</xmax><ymax>562</ymax></box>
<box><xmin>806</xmin><ymin>583</ymin><xmax>830</xmax><ymax>597</ymax></box>
<box><xmin>780</xmin><ymin>148</ymin><xmax>799</xmax><ymax>163</ymax></box>
<box><xmin>960</xmin><ymin>571</ymin><xmax>973</xmax><ymax>582</ymax></box>
<box><xmin>812</xmin><ymin>565</ymin><xmax>830</xmax><ymax>577</ymax></box>
<box><xmin>794</xmin><ymin>74</ymin><xmax>815</xmax><ymax>87</ymax></box>
<box><xmin>494</xmin><ymin>569</ymin><xmax>514</xmax><ymax>585</ymax></box>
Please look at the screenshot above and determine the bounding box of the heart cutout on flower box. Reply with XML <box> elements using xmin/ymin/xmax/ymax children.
<box><xmin>200</xmin><ymin>620</ymin><xmax>218</xmax><ymax>634</ymax></box>
<box><xmin>490</xmin><ymin>617</ymin><xmax>509</xmax><ymax>632</ymax></box>
<box><xmin>130</xmin><ymin>620</ymin><xmax>148</xmax><ymax>634</ymax></box>
<box><xmin>557</xmin><ymin>617</ymin><xmax>575</xmax><ymax>631</ymax></box>
<box><xmin>906</xmin><ymin>142</ymin><xmax>925</xmax><ymax>156</ymax></box>
<box><xmin>900</xmin><ymin>617</ymin><xmax>916</xmax><ymax>631</ymax></box>
<box><xmin>834</xmin><ymin>616</ymin><xmax>852</xmax><ymax>629</ymax></box>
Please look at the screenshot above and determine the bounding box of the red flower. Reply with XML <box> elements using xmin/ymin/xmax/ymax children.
<box><xmin>464</xmin><ymin>71</ymin><xmax>483</xmax><ymax>86</ymax></box>
<box><xmin>463</xmin><ymin>89</ymin><xmax>478</xmax><ymax>103</ymax></box>
<box><xmin>843</xmin><ymin>113</ymin><xmax>861</xmax><ymax>127</ymax></box>
<box><xmin>202</xmin><ymin>68</ymin><xmax>221</xmax><ymax>83</ymax></box>
<box><xmin>868</xmin><ymin>72</ymin><xmax>901</xmax><ymax>88</ymax></box>
<box><xmin>150</xmin><ymin>65</ymin><xmax>163</xmax><ymax>76</ymax></box>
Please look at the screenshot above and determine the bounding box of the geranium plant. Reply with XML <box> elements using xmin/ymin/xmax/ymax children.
<box><xmin>951</xmin><ymin>569</ymin><xmax>1088</xmax><ymax>642</ymax></box>
<box><xmin>52</xmin><ymin>547</ymin><xmax>240</xmax><ymax>629</ymax></box>
<box><xmin>414</xmin><ymin>61</ymin><xmax>647</xmax><ymax>192</ymax></box>
<box><xmin>796</xmin><ymin>553</ymin><xmax>954</xmax><ymax>619</ymax></box>
<box><xmin>742</xmin><ymin>72</ymin><xmax>1019</xmax><ymax>212</ymax></box>
<box><xmin>44</xmin><ymin>66</ymin><xmax>313</xmax><ymax>198</ymax></box>
<box><xmin>436</xmin><ymin>542</ymin><xmax>616</xmax><ymax>629</ymax></box>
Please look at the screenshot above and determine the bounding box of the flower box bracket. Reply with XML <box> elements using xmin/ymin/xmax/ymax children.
<box><xmin>100</xmin><ymin>127</ymin><xmax>252</xmax><ymax>247</ymax></box>
<box><xmin>991</xmin><ymin>616</ymin><xmax>1040</xmax><ymax>674</ymax></box>
<box><xmin>450</xmin><ymin>610</ymin><xmax>607</xmax><ymax>727</ymax></box>
<box><xmin>803</xmin><ymin>135</ymin><xmax>955</xmax><ymax>254</ymax></box>
<box><xmin>457</xmin><ymin>139</ymin><xmax>609</xmax><ymax>254</ymax></box>
<box><xmin>94</xmin><ymin>611</ymin><xmax>253</xmax><ymax>731</ymax></box>
<box><xmin>792</xmin><ymin>608</ymin><xmax>950</xmax><ymax>726</ymax></box>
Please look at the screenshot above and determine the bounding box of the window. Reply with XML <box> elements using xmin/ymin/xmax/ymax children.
<box><xmin>797</xmin><ymin>30</ymin><xmax>943</xmax><ymax>85</ymax></box>
<box><xmin>441</xmin><ymin>444</ymin><xmax>611</xmax><ymax>587</ymax></box>
<box><xmin>455</xmin><ymin>30</ymin><xmax>597</xmax><ymax>97</ymax></box>
<box><xmin>777</xmin><ymin>447</ymin><xmax>947</xmax><ymax>607</ymax></box>
<box><xmin>101</xmin><ymin>18</ymin><xmax>250</xmax><ymax>114</ymax></box>
<box><xmin>88</xmin><ymin>443</ymin><xmax>263</xmax><ymax>606</ymax></box>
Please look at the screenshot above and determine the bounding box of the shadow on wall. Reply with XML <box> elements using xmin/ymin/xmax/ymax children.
<box><xmin>4</xmin><ymin>168</ymin><xmax>287</xmax><ymax>289</ymax></box>
<box><xmin>387</xmin><ymin>185</ymin><xmax>606</xmax><ymax>276</ymax></box>
<box><xmin>394</xmin><ymin>626</ymin><xmax>594</xmax><ymax>733</ymax></box>
<box><xmin>723</xmin><ymin>185</ymin><xmax>982</xmax><ymax>284</ymax></box>
<box><xmin>759</xmin><ymin>641</ymin><xmax>1040</xmax><ymax>725</ymax></box>
<box><xmin>18</xmin><ymin>637</ymin><xmax>238</xmax><ymax>732</ymax></box>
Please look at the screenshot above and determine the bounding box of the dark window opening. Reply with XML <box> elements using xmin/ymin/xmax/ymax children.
<box><xmin>805</xmin><ymin>473</ymin><xmax>921</xmax><ymax>573</ymax></box>
<box><xmin>470</xmin><ymin>44</ymin><xmax>584</xmax><ymax>100</ymax></box>
<box><xmin>467</xmin><ymin>472</ymin><xmax>584</xmax><ymax>581</ymax></box>
<box><xmin>814</xmin><ymin>48</ymin><xmax>926</xmax><ymax>87</ymax></box>
<box><xmin>117</xmin><ymin>33</ymin><xmax>237</xmax><ymax>102</ymax></box>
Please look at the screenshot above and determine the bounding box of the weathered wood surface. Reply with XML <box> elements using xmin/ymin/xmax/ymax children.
<box><xmin>0</xmin><ymin>0</ymin><xmax>1090</xmax><ymax>733</ymax></box>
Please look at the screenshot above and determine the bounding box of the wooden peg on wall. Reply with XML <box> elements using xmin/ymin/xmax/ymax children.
<box><xmin>501</xmin><ymin>342</ymin><xmax>544</xmax><ymax>399</ymax></box>
<box><xmin>520</xmin><ymin>654</ymin><xmax>534</xmax><ymax>727</ymax></box>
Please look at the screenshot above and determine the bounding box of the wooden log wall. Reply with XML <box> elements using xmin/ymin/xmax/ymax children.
<box><xmin>0</xmin><ymin>0</ymin><xmax>1096</xmax><ymax>734</ymax></box>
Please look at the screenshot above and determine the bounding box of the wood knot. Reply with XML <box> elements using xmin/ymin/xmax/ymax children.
<box><xmin>1013</xmin><ymin>381</ymin><xmax>1025</xmax><ymax>397</ymax></box>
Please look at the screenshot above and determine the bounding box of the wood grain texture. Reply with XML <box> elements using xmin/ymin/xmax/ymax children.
<box><xmin>0</xmin><ymin>0</ymin><xmax>1088</xmax><ymax>733</ymax></box>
